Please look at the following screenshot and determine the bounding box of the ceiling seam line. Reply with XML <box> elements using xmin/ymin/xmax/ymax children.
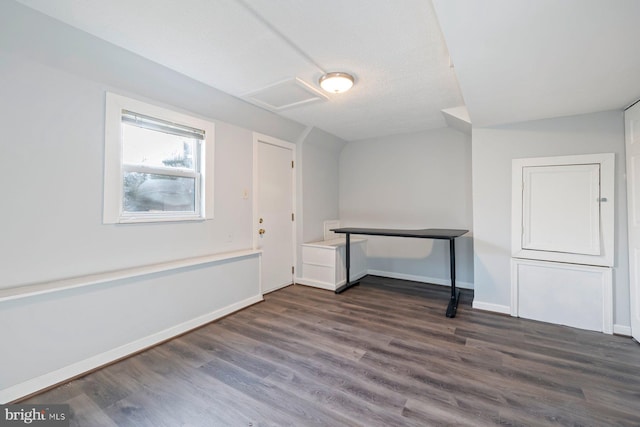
<box><xmin>235</xmin><ymin>0</ymin><xmax>326</xmax><ymax>74</ymax></box>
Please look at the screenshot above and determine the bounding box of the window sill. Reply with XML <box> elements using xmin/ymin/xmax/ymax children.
<box><xmin>114</xmin><ymin>215</ymin><xmax>206</xmax><ymax>224</ymax></box>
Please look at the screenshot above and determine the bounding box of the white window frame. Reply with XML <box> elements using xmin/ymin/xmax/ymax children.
<box><xmin>104</xmin><ymin>92</ymin><xmax>214</xmax><ymax>224</ymax></box>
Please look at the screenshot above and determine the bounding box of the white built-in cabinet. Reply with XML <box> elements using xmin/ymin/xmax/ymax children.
<box><xmin>297</xmin><ymin>220</ymin><xmax>367</xmax><ymax>291</ymax></box>
<box><xmin>511</xmin><ymin>153</ymin><xmax>614</xmax><ymax>333</ymax></box>
<box><xmin>297</xmin><ymin>238</ymin><xmax>367</xmax><ymax>291</ymax></box>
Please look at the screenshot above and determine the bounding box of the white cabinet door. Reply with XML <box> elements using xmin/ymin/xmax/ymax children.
<box><xmin>512</xmin><ymin>153</ymin><xmax>614</xmax><ymax>267</ymax></box>
<box><xmin>625</xmin><ymin>101</ymin><xmax>640</xmax><ymax>341</ymax></box>
<box><xmin>511</xmin><ymin>258</ymin><xmax>612</xmax><ymax>333</ymax></box>
<box><xmin>522</xmin><ymin>163</ymin><xmax>601</xmax><ymax>255</ymax></box>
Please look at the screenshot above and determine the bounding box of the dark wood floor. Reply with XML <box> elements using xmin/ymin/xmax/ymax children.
<box><xmin>24</xmin><ymin>276</ymin><xmax>640</xmax><ymax>426</ymax></box>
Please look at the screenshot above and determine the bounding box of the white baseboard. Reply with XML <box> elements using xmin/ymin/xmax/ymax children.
<box><xmin>366</xmin><ymin>269</ymin><xmax>474</xmax><ymax>290</ymax></box>
<box><xmin>613</xmin><ymin>324</ymin><xmax>632</xmax><ymax>337</ymax></box>
<box><xmin>472</xmin><ymin>300</ymin><xmax>511</xmax><ymax>315</ymax></box>
<box><xmin>0</xmin><ymin>294</ymin><xmax>263</xmax><ymax>404</ymax></box>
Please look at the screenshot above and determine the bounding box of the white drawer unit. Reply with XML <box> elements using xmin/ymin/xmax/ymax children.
<box><xmin>297</xmin><ymin>238</ymin><xmax>367</xmax><ymax>291</ymax></box>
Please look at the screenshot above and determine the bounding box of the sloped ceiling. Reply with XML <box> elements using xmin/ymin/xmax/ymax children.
<box><xmin>15</xmin><ymin>0</ymin><xmax>464</xmax><ymax>141</ymax></box>
<box><xmin>14</xmin><ymin>0</ymin><xmax>639</xmax><ymax>137</ymax></box>
<box><xmin>432</xmin><ymin>0</ymin><xmax>640</xmax><ymax>127</ymax></box>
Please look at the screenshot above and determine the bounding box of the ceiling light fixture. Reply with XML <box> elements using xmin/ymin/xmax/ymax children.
<box><xmin>319</xmin><ymin>72</ymin><xmax>355</xmax><ymax>94</ymax></box>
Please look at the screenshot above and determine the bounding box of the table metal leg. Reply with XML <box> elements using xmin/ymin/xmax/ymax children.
<box><xmin>335</xmin><ymin>233</ymin><xmax>360</xmax><ymax>294</ymax></box>
<box><xmin>446</xmin><ymin>237</ymin><xmax>460</xmax><ymax>318</ymax></box>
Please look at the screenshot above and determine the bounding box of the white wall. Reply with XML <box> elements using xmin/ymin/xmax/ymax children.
<box><xmin>0</xmin><ymin>254</ymin><xmax>261</xmax><ymax>403</ymax></box>
<box><xmin>301</xmin><ymin>128</ymin><xmax>347</xmax><ymax>242</ymax></box>
<box><xmin>0</xmin><ymin>1</ymin><xmax>306</xmax><ymax>288</ymax></box>
<box><xmin>294</xmin><ymin>127</ymin><xmax>346</xmax><ymax>275</ymax></box>
<box><xmin>472</xmin><ymin>110</ymin><xmax>630</xmax><ymax>328</ymax></box>
<box><xmin>339</xmin><ymin>128</ymin><xmax>474</xmax><ymax>287</ymax></box>
<box><xmin>0</xmin><ymin>2</ymin><xmax>309</xmax><ymax>402</ymax></box>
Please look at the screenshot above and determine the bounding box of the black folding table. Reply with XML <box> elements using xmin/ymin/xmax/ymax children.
<box><xmin>331</xmin><ymin>227</ymin><xmax>468</xmax><ymax>318</ymax></box>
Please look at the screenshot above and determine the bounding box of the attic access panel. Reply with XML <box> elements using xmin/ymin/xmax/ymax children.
<box><xmin>511</xmin><ymin>153</ymin><xmax>615</xmax><ymax>267</ymax></box>
<box><xmin>522</xmin><ymin>163</ymin><xmax>601</xmax><ymax>255</ymax></box>
<box><xmin>243</xmin><ymin>78</ymin><xmax>328</xmax><ymax>111</ymax></box>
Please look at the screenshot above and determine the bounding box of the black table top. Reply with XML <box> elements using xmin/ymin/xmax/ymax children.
<box><xmin>331</xmin><ymin>227</ymin><xmax>468</xmax><ymax>239</ymax></box>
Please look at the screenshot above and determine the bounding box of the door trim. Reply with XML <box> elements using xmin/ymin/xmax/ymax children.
<box><xmin>252</xmin><ymin>132</ymin><xmax>297</xmax><ymax>288</ymax></box>
<box><xmin>625</xmin><ymin>101</ymin><xmax>640</xmax><ymax>341</ymax></box>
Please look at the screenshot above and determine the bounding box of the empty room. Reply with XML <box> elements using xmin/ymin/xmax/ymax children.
<box><xmin>1</xmin><ymin>0</ymin><xmax>639</xmax><ymax>425</ymax></box>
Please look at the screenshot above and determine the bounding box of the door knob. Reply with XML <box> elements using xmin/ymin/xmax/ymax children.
<box><xmin>258</xmin><ymin>228</ymin><xmax>266</xmax><ymax>235</ymax></box>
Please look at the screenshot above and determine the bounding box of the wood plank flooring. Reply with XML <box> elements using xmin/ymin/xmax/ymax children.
<box><xmin>23</xmin><ymin>276</ymin><xmax>640</xmax><ymax>426</ymax></box>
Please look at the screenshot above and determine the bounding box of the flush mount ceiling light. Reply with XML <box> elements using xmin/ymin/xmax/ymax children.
<box><xmin>319</xmin><ymin>72</ymin><xmax>355</xmax><ymax>94</ymax></box>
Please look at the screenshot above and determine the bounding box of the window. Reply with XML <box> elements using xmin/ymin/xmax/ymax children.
<box><xmin>104</xmin><ymin>93</ymin><xmax>214</xmax><ymax>223</ymax></box>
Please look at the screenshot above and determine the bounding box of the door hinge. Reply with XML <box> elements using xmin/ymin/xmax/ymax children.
<box><xmin>292</xmin><ymin>213</ymin><xmax>295</xmax><ymax>221</ymax></box>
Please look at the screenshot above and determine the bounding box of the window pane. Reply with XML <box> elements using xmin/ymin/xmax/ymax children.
<box><xmin>123</xmin><ymin>173</ymin><xmax>195</xmax><ymax>212</ymax></box>
<box><xmin>122</xmin><ymin>122</ymin><xmax>197</xmax><ymax>170</ymax></box>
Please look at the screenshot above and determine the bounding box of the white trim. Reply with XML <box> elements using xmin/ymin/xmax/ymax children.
<box><xmin>624</xmin><ymin>103</ymin><xmax>640</xmax><ymax>342</ymax></box>
<box><xmin>511</xmin><ymin>153</ymin><xmax>615</xmax><ymax>267</ymax></box>
<box><xmin>252</xmin><ymin>133</ymin><xmax>297</xmax><ymax>290</ymax></box>
<box><xmin>301</xmin><ymin>237</ymin><xmax>365</xmax><ymax>249</ymax></box>
<box><xmin>366</xmin><ymin>269</ymin><xmax>474</xmax><ymax>290</ymax></box>
<box><xmin>510</xmin><ymin>259</ymin><xmax>519</xmax><ymax>316</ymax></box>
<box><xmin>613</xmin><ymin>324</ymin><xmax>632</xmax><ymax>336</ymax></box>
<box><xmin>0</xmin><ymin>249</ymin><xmax>260</xmax><ymax>303</ymax></box>
<box><xmin>323</xmin><ymin>220</ymin><xmax>341</xmax><ymax>241</ymax></box>
<box><xmin>252</xmin><ymin>133</ymin><xmax>297</xmax><ymax>252</ymax></box>
<box><xmin>104</xmin><ymin>92</ymin><xmax>215</xmax><ymax>224</ymax></box>
<box><xmin>242</xmin><ymin>78</ymin><xmax>328</xmax><ymax>111</ymax></box>
<box><xmin>0</xmin><ymin>294</ymin><xmax>263</xmax><ymax>404</ymax></box>
<box><xmin>472</xmin><ymin>300</ymin><xmax>511</xmax><ymax>315</ymax></box>
<box><xmin>521</xmin><ymin>164</ymin><xmax>601</xmax><ymax>255</ymax></box>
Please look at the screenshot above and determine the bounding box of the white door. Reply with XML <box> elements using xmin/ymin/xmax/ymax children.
<box><xmin>511</xmin><ymin>153</ymin><xmax>615</xmax><ymax>267</ymax></box>
<box><xmin>625</xmin><ymin>101</ymin><xmax>640</xmax><ymax>341</ymax></box>
<box><xmin>254</xmin><ymin>134</ymin><xmax>295</xmax><ymax>294</ymax></box>
<box><xmin>522</xmin><ymin>164</ymin><xmax>601</xmax><ymax>255</ymax></box>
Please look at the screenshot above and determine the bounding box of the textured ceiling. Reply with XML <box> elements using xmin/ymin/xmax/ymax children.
<box><xmin>16</xmin><ymin>0</ymin><xmax>638</xmax><ymax>139</ymax></box>
<box><xmin>432</xmin><ymin>0</ymin><xmax>640</xmax><ymax>127</ymax></box>
<box><xmin>16</xmin><ymin>0</ymin><xmax>465</xmax><ymax>141</ymax></box>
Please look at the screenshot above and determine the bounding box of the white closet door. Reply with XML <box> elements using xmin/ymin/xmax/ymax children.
<box><xmin>511</xmin><ymin>154</ymin><xmax>615</xmax><ymax>332</ymax></box>
<box><xmin>522</xmin><ymin>164</ymin><xmax>601</xmax><ymax>255</ymax></box>
<box><xmin>254</xmin><ymin>134</ymin><xmax>295</xmax><ymax>295</ymax></box>
<box><xmin>511</xmin><ymin>153</ymin><xmax>614</xmax><ymax>267</ymax></box>
<box><xmin>625</xmin><ymin>101</ymin><xmax>640</xmax><ymax>341</ymax></box>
